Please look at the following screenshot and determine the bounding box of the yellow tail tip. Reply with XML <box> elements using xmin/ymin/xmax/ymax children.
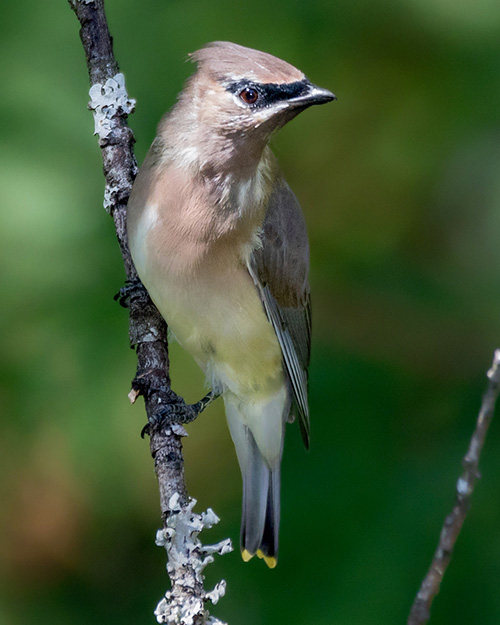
<box><xmin>256</xmin><ymin>549</ymin><xmax>277</xmax><ymax>568</ymax></box>
<box><xmin>241</xmin><ymin>549</ymin><xmax>277</xmax><ymax>568</ymax></box>
<box><xmin>241</xmin><ymin>549</ymin><xmax>253</xmax><ymax>562</ymax></box>
<box><xmin>263</xmin><ymin>555</ymin><xmax>278</xmax><ymax>569</ymax></box>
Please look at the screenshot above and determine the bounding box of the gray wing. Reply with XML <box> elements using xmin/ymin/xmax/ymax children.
<box><xmin>248</xmin><ymin>176</ymin><xmax>311</xmax><ymax>448</ymax></box>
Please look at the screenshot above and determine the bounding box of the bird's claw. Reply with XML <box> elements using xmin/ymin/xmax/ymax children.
<box><xmin>114</xmin><ymin>277</ymin><xmax>144</xmax><ymax>308</ymax></box>
<box><xmin>141</xmin><ymin>390</ymin><xmax>220</xmax><ymax>438</ymax></box>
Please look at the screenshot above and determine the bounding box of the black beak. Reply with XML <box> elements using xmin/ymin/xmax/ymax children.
<box><xmin>287</xmin><ymin>82</ymin><xmax>336</xmax><ymax>108</ymax></box>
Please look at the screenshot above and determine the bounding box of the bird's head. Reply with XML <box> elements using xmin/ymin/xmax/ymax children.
<box><xmin>161</xmin><ymin>41</ymin><xmax>335</xmax><ymax>175</ymax></box>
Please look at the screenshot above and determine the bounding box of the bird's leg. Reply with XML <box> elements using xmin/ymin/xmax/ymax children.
<box><xmin>155</xmin><ymin>389</ymin><xmax>220</xmax><ymax>424</ymax></box>
<box><xmin>190</xmin><ymin>389</ymin><xmax>220</xmax><ymax>415</ymax></box>
<box><xmin>141</xmin><ymin>389</ymin><xmax>221</xmax><ymax>438</ymax></box>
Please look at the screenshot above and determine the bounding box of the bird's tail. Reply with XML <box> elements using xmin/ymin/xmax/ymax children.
<box><xmin>240</xmin><ymin>431</ymin><xmax>280</xmax><ymax>568</ymax></box>
<box><xmin>224</xmin><ymin>392</ymin><xmax>286</xmax><ymax>568</ymax></box>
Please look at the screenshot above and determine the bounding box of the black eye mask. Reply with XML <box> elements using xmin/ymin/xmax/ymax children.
<box><xmin>226</xmin><ymin>79</ymin><xmax>311</xmax><ymax>109</ymax></box>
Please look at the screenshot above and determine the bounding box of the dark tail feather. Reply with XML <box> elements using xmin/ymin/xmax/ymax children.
<box><xmin>240</xmin><ymin>430</ymin><xmax>280</xmax><ymax>568</ymax></box>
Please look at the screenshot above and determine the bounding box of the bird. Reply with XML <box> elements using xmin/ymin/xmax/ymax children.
<box><xmin>127</xmin><ymin>41</ymin><xmax>335</xmax><ymax>568</ymax></box>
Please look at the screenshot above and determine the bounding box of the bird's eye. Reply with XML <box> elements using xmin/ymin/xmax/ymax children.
<box><xmin>239</xmin><ymin>87</ymin><xmax>259</xmax><ymax>105</ymax></box>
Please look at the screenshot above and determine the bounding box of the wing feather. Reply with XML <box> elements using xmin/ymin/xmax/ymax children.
<box><xmin>248</xmin><ymin>177</ymin><xmax>311</xmax><ymax>447</ymax></box>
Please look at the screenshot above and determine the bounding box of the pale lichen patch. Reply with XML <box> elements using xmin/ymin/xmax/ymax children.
<box><xmin>154</xmin><ymin>495</ymin><xmax>232</xmax><ymax>624</ymax></box>
<box><xmin>88</xmin><ymin>73</ymin><xmax>135</xmax><ymax>142</ymax></box>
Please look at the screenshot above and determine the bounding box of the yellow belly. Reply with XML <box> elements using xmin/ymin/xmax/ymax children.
<box><xmin>148</xmin><ymin>264</ymin><xmax>284</xmax><ymax>401</ymax></box>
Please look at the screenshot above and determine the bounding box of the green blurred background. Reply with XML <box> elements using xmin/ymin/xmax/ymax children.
<box><xmin>1</xmin><ymin>0</ymin><xmax>500</xmax><ymax>623</ymax></box>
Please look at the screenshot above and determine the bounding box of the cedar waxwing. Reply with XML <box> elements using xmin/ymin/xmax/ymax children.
<box><xmin>127</xmin><ymin>41</ymin><xmax>335</xmax><ymax>568</ymax></box>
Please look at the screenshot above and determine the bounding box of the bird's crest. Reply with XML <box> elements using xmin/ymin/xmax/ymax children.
<box><xmin>188</xmin><ymin>41</ymin><xmax>305</xmax><ymax>85</ymax></box>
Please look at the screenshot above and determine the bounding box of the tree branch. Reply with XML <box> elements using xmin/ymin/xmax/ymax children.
<box><xmin>68</xmin><ymin>1</ymin><xmax>232</xmax><ymax>622</ymax></box>
<box><xmin>408</xmin><ymin>349</ymin><xmax>500</xmax><ymax>625</ymax></box>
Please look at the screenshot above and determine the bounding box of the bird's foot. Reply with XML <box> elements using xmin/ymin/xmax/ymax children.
<box><xmin>114</xmin><ymin>277</ymin><xmax>144</xmax><ymax>308</ymax></box>
<box><xmin>141</xmin><ymin>389</ymin><xmax>220</xmax><ymax>438</ymax></box>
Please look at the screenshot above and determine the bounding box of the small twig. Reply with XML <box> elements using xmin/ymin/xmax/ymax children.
<box><xmin>408</xmin><ymin>349</ymin><xmax>500</xmax><ymax>625</ymax></box>
<box><xmin>68</xmin><ymin>1</ymin><xmax>231</xmax><ymax>623</ymax></box>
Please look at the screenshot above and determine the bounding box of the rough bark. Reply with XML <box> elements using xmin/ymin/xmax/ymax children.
<box><xmin>68</xmin><ymin>1</ymin><xmax>231</xmax><ymax>623</ymax></box>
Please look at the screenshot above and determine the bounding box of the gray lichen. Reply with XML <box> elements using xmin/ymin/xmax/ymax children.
<box><xmin>154</xmin><ymin>494</ymin><xmax>232</xmax><ymax>624</ymax></box>
<box><xmin>88</xmin><ymin>73</ymin><xmax>135</xmax><ymax>143</ymax></box>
